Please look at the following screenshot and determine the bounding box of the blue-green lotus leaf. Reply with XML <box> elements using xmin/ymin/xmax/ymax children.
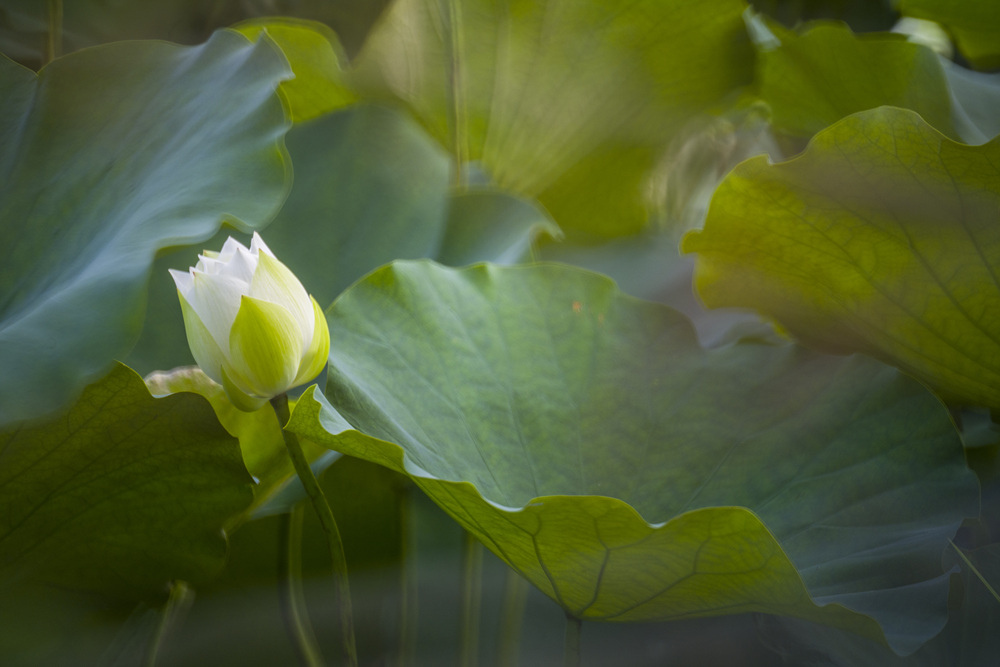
<box><xmin>289</xmin><ymin>260</ymin><xmax>978</xmax><ymax>655</ymax></box>
<box><xmin>0</xmin><ymin>30</ymin><xmax>291</xmax><ymax>426</ymax></box>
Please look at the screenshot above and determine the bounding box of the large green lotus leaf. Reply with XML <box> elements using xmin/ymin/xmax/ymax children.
<box><xmin>0</xmin><ymin>363</ymin><xmax>254</xmax><ymax>599</ymax></box>
<box><xmin>125</xmin><ymin>105</ymin><xmax>557</xmax><ymax>374</ymax></box>
<box><xmin>683</xmin><ymin>107</ymin><xmax>1000</xmax><ymax>410</ymax></box>
<box><xmin>0</xmin><ymin>30</ymin><xmax>292</xmax><ymax>427</ymax></box>
<box><xmin>755</xmin><ymin>21</ymin><xmax>955</xmax><ymax>140</ymax></box>
<box><xmin>900</xmin><ymin>0</ymin><xmax>1000</xmax><ymax>70</ymax></box>
<box><xmin>234</xmin><ymin>18</ymin><xmax>358</xmax><ymax>123</ymax></box>
<box><xmin>349</xmin><ymin>0</ymin><xmax>753</xmax><ymax>237</ymax></box>
<box><xmin>287</xmin><ymin>261</ymin><xmax>977</xmax><ymax>654</ymax></box>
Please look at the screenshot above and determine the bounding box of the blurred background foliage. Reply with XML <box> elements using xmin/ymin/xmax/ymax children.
<box><xmin>2</xmin><ymin>0</ymin><xmax>1000</xmax><ymax>665</ymax></box>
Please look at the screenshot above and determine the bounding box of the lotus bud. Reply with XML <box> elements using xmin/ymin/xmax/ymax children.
<box><xmin>169</xmin><ymin>233</ymin><xmax>330</xmax><ymax>411</ymax></box>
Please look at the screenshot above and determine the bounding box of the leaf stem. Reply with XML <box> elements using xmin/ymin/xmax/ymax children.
<box><xmin>45</xmin><ymin>0</ymin><xmax>62</xmax><ymax>65</ymax></box>
<box><xmin>446</xmin><ymin>0</ymin><xmax>468</xmax><ymax>186</ymax></box>
<box><xmin>950</xmin><ymin>539</ymin><xmax>1000</xmax><ymax>604</ymax></box>
<box><xmin>497</xmin><ymin>568</ymin><xmax>528</xmax><ymax>667</ymax></box>
<box><xmin>460</xmin><ymin>531</ymin><xmax>484</xmax><ymax>667</ymax></box>
<box><xmin>397</xmin><ymin>482</ymin><xmax>418</xmax><ymax>667</ymax></box>
<box><xmin>279</xmin><ymin>504</ymin><xmax>325</xmax><ymax>667</ymax></box>
<box><xmin>563</xmin><ymin>613</ymin><xmax>582</xmax><ymax>667</ymax></box>
<box><xmin>272</xmin><ymin>393</ymin><xmax>358</xmax><ymax>667</ymax></box>
<box><xmin>144</xmin><ymin>580</ymin><xmax>192</xmax><ymax>667</ymax></box>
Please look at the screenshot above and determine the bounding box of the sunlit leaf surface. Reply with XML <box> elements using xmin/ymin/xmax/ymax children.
<box><xmin>684</xmin><ymin>107</ymin><xmax>1000</xmax><ymax>409</ymax></box>
<box><xmin>0</xmin><ymin>31</ymin><xmax>291</xmax><ymax>426</ymax></box>
<box><xmin>289</xmin><ymin>260</ymin><xmax>977</xmax><ymax>654</ymax></box>
<box><xmin>350</xmin><ymin>0</ymin><xmax>753</xmax><ymax>237</ymax></box>
<box><xmin>234</xmin><ymin>18</ymin><xmax>358</xmax><ymax>123</ymax></box>
<box><xmin>0</xmin><ymin>364</ymin><xmax>253</xmax><ymax>599</ymax></box>
<box><xmin>755</xmin><ymin>22</ymin><xmax>955</xmax><ymax>139</ymax></box>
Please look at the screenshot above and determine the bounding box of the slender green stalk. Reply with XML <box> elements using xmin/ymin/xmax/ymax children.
<box><xmin>45</xmin><ymin>0</ymin><xmax>62</xmax><ymax>64</ymax></box>
<box><xmin>144</xmin><ymin>581</ymin><xmax>192</xmax><ymax>667</ymax></box>
<box><xmin>279</xmin><ymin>504</ymin><xmax>325</xmax><ymax>667</ymax></box>
<box><xmin>397</xmin><ymin>483</ymin><xmax>418</xmax><ymax>667</ymax></box>
<box><xmin>446</xmin><ymin>0</ymin><xmax>468</xmax><ymax>185</ymax></box>
<box><xmin>563</xmin><ymin>614</ymin><xmax>582</xmax><ymax>667</ymax></box>
<box><xmin>459</xmin><ymin>531</ymin><xmax>484</xmax><ymax>667</ymax></box>
<box><xmin>497</xmin><ymin>568</ymin><xmax>529</xmax><ymax>667</ymax></box>
<box><xmin>951</xmin><ymin>540</ymin><xmax>1000</xmax><ymax>603</ymax></box>
<box><xmin>272</xmin><ymin>393</ymin><xmax>358</xmax><ymax>667</ymax></box>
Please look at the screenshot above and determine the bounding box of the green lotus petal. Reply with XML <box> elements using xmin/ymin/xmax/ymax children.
<box><xmin>683</xmin><ymin>107</ymin><xmax>1000</xmax><ymax>409</ymax></box>
<box><xmin>249</xmin><ymin>250</ymin><xmax>314</xmax><ymax>340</ymax></box>
<box><xmin>755</xmin><ymin>21</ymin><xmax>955</xmax><ymax>140</ymax></box>
<box><xmin>292</xmin><ymin>296</ymin><xmax>330</xmax><ymax>388</ymax></box>
<box><xmin>228</xmin><ymin>296</ymin><xmax>303</xmax><ymax>399</ymax></box>
<box><xmin>901</xmin><ymin>0</ymin><xmax>1000</xmax><ymax>70</ymax></box>
<box><xmin>350</xmin><ymin>0</ymin><xmax>753</xmax><ymax>237</ymax></box>
<box><xmin>234</xmin><ymin>17</ymin><xmax>359</xmax><ymax>122</ymax></box>
<box><xmin>0</xmin><ymin>363</ymin><xmax>253</xmax><ymax>599</ymax></box>
<box><xmin>0</xmin><ymin>30</ymin><xmax>292</xmax><ymax>427</ymax></box>
<box><xmin>288</xmin><ymin>260</ymin><xmax>978</xmax><ymax>654</ymax></box>
<box><xmin>220</xmin><ymin>365</ymin><xmax>270</xmax><ymax>413</ymax></box>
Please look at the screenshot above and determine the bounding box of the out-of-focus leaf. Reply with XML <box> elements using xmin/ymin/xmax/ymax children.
<box><xmin>126</xmin><ymin>105</ymin><xmax>557</xmax><ymax>375</ymax></box>
<box><xmin>684</xmin><ymin>107</ymin><xmax>1000</xmax><ymax>410</ymax></box>
<box><xmin>755</xmin><ymin>21</ymin><xmax>956</xmax><ymax>140</ymax></box>
<box><xmin>351</xmin><ymin>0</ymin><xmax>753</xmax><ymax>237</ymax></box>
<box><xmin>0</xmin><ymin>0</ymin><xmax>391</xmax><ymax>68</ymax></box>
<box><xmin>0</xmin><ymin>364</ymin><xmax>253</xmax><ymax>599</ymax></box>
<box><xmin>234</xmin><ymin>18</ymin><xmax>358</xmax><ymax>122</ymax></box>
<box><xmin>436</xmin><ymin>190</ymin><xmax>561</xmax><ymax>266</ymax></box>
<box><xmin>0</xmin><ymin>30</ymin><xmax>291</xmax><ymax>427</ymax></box>
<box><xmin>289</xmin><ymin>260</ymin><xmax>977</xmax><ymax>654</ymax></box>
<box><xmin>749</xmin><ymin>0</ymin><xmax>898</xmax><ymax>34</ymax></box>
<box><xmin>758</xmin><ymin>544</ymin><xmax>1000</xmax><ymax>666</ymax></box>
<box><xmin>942</xmin><ymin>58</ymin><xmax>1000</xmax><ymax>144</ymax></box>
<box><xmin>900</xmin><ymin>0</ymin><xmax>1000</xmax><ymax>70</ymax></box>
<box><xmin>540</xmin><ymin>234</ymin><xmax>773</xmax><ymax>348</ymax></box>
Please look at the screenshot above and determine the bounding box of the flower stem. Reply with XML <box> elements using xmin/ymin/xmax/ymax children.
<box><xmin>279</xmin><ymin>504</ymin><xmax>325</xmax><ymax>667</ymax></box>
<box><xmin>272</xmin><ymin>393</ymin><xmax>358</xmax><ymax>667</ymax></box>
<box><xmin>497</xmin><ymin>568</ymin><xmax>528</xmax><ymax>667</ymax></box>
<box><xmin>459</xmin><ymin>531</ymin><xmax>483</xmax><ymax>667</ymax></box>
<box><xmin>563</xmin><ymin>613</ymin><xmax>582</xmax><ymax>667</ymax></box>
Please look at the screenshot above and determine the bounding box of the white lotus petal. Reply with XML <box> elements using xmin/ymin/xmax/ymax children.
<box><xmin>189</xmin><ymin>270</ymin><xmax>246</xmax><ymax>349</ymax></box>
<box><xmin>168</xmin><ymin>268</ymin><xmax>194</xmax><ymax>298</ymax></box>
<box><xmin>225</xmin><ymin>244</ymin><xmax>258</xmax><ymax>285</ymax></box>
<box><xmin>249</xmin><ymin>231</ymin><xmax>274</xmax><ymax>257</ymax></box>
<box><xmin>175</xmin><ymin>288</ymin><xmax>227</xmax><ymax>385</ymax></box>
<box><xmin>217</xmin><ymin>235</ymin><xmax>246</xmax><ymax>262</ymax></box>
